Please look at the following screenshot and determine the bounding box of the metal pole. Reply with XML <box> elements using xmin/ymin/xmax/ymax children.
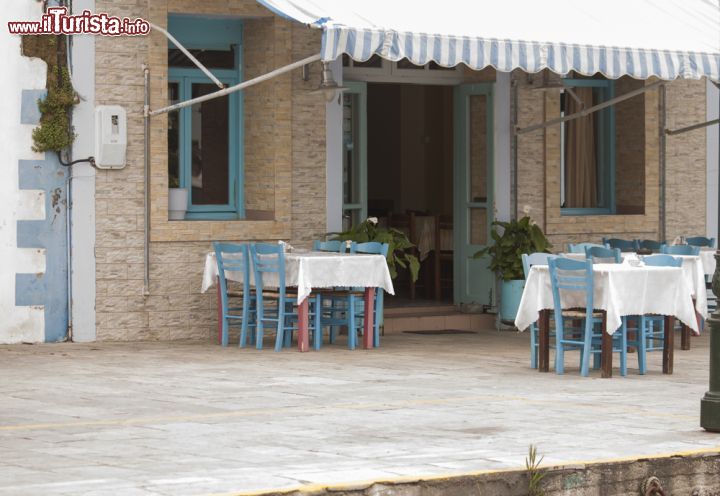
<box><xmin>150</xmin><ymin>22</ymin><xmax>223</xmax><ymax>89</ymax></box>
<box><xmin>666</xmin><ymin>118</ymin><xmax>719</xmax><ymax>136</ymax></box>
<box><xmin>515</xmin><ymin>80</ymin><xmax>664</xmax><ymax>135</ymax></box>
<box><xmin>701</xmin><ymin>81</ymin><xmax>720</xmax><ymax>432</ymax></box>
<box><xmin>143</xmin><ymin>66</ymin><xmax>150</xmax><ymax>297</ymax></box>
<box><xmin>149</xmin><ymin>53</ymin><xmax>322</xmax><ymax>116</ymax></box>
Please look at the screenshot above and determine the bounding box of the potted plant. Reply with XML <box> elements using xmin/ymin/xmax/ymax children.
<box><xmin>473</xmin><ymin>216</ymin><xmax>551</xmax><ymax>323</ymax></box>
<box><xmin>331</xmin><ymin>217</ymin><xmax>420</xmax><ymax>282</ymax></box>
<box><xmin>168</xmin><ymin>175</ymin><xmax>188</xmax><ymax>221</ymax></box>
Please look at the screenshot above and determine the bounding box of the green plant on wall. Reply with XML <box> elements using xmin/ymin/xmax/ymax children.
<box><xmin>473</xmin><ymin>217</ymin><xmax>551</xmax><ymax>281</ymax></box>
<box><xmin>331</xmin><ymin>217</ymin><xmax>420</xmax><ymax>282</ymax></box>
<box><xmin>23</xmin><ymin>34</ymin><xmax>78</xmax><ymax>154</ymax></box>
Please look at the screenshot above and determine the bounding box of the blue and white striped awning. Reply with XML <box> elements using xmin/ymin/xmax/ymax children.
<box><xmin>257</xmin><ymin>0</ymin><xmax>720</xmax><ymax>81</ymax></box>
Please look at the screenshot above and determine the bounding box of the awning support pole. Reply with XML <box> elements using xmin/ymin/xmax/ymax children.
<box><xmin>149</xmin><ymin>53</ymin><xmax>322</xmax><ymax>116</ymax></box>
<box><xmin>666</xmin><ymin>118</ymin><xmax>720</xmax><ymax>136</ymax></box>
<box><xmin>150</xmin><ymin>22</ymin><xmax>224</xmax><ymax>89</ymax></box>
<box><xmin>515</xmin><ymin>80</ymin><xmax>664</xmax><ymax>135</ymax></box>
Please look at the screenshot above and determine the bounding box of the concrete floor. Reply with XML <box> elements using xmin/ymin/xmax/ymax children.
<box><xmin>1</xmin><ymin>330</ymin><xmax>719</xmax><ymax>496</ymax></box>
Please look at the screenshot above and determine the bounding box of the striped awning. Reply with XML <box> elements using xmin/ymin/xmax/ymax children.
<box><xmin>257</xmin><ymin>0</ymin><xmax>720</xmax><ymax>81</ymax></box>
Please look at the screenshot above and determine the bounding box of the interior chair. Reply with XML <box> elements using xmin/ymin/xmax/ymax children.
<box><xmin>213</xmin><ymin>242</ymin><xmax>253</xmax><ymax>347</ymax></box>
<box><xmin>631</xmin><ymin>254</ymin><xmax>683</xmax><ymax>374</ymax></box>
<box><xmin>567</xmin><ymin>242</ymin><xmax>607</xmax><ymax>253</ymax></box>
<box><xmin>602</xmin><ymin>238</ymin><xmax>638</xmax><ymax>252</ymax></box>
<box><xmin>548</xmin><ymin>257</ymin><xmax>628</xmax><ymax>377</ymax></box>
<box><xmin>685</xmin><ymin>236</ymin><xmax>716</xmax><ymax>248</ymax></box>
<box><xmin>662</xmin><ymin>244</ymin><xmax>700</xmax><ymax>256</ymax></box>
<box><xmin>636</xmin><ymin>239</ymin><xmax>666</xmax><ymax>253</ymax></box>
<box><xmin>312</xmin><ymin>239</ymin><xmax>347</xmax><ymax>349</ymax></box>
<box><xmin>522</xmin><ymin>252</ymin><xmax>557</xmax><ymax>369</ymax></box>
<box><xmin>433</xmin><ymin>214</ymin><xmax>453</xmax><ymax>301</ymax></box>
<box><xmin>585</xmin><ymin>246</ymin><xmax>622</xmax><ymax>263</ymax></box>
<box><xmin>249</xmin><ymin>243</ymin><xmax>317</xmax><ymax>352</ymax></box>
<box><xmin>313</xmin><ymin>240</ymin><xmax>347</xmax><ymax>252</ymax></box>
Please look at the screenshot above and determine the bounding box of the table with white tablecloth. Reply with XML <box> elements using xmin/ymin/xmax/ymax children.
<box><xmin>699</xmin><ymin>248</ymin><xmax>717</xmax><ymax>276</ymax></box>
<box><xmin>515</xmin><ymin>262</ymin><xmax>698</xmax><ymax>376</ymax></box>
<box><xmin>202</xmin><ymin>250</ymin><xmax>395</xmax><ymax>351</ymax></box>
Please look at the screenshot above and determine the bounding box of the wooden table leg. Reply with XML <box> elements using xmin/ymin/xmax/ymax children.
<box><xmin>297</xmin><ymin>298</ymin><xmax>309</xmax><ymax>352</ymax></box>
<box><xmin>601</xmin><ymin>311</ymin><xmax>612</xmax><ymax>378</ymax></box>
<box><xmin>663</xmin><ymin>315</ymin><xmax>675</xmax><ymax>374</ymax></box>
<box><xmin>538</xmin><ymin>309</ymin><xmax>550</xmax><ymax>372</ymax></box>
<box><xmin>363</xmin><ymin>288</ymin><xmax>375</xmax><ymax>349</ymax></box>
<box><xmin>216</xmin><ymin>276</ymin><xmax>223</xmax><ymax>345</ymax></box>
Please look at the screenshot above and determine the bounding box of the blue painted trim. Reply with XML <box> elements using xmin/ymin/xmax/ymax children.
<box><xmin>561</xmin><ymin>78</ymin><xmax>616</xmax><ymax>216</ymax></box>
<box><xmin>342</xmin><ymin>81</ymin><xmax>368</xmax><ymax>223</ymax></box>
<box><xmin>21</xmin><ymin>89</ymin><xmax>46</xmax><ymax>125</ymax></box>
<box><xmin>167</xmin><ymin>17</ymin><xmax>244</xmax><ymax>220</ymax></box>
<box><xmin>16</xmin><ymin>155</ymin><xmax>68</xmax><ymax>342</ymax></box>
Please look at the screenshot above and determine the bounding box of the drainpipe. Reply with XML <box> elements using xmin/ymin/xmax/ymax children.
<box><xmin>511</xmin><ymin>78</ymin><xmax>518</xmax><ymax>220</ymax></box>
<box><xmin>659</xmin><ymin>85</ymin><xmax>666</xmax><ymax>242</ymax></box>
<box><xmin>143</xmin><ymin>65</ymin><xmax>150</xmax><ymax>296</ymax></box>
<box><xmin>701</xmin><ymin>84</ymin><xmax>720</xmax><ymax>432</ymax></box>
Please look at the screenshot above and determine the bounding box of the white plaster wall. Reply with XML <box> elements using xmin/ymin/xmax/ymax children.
<box><xmin>70</xmin><ymin>0</ymin><xmax>96</xmax><ymax>342</ymax></box>
<box><xmin>0</xmin><ymin>1</ymin><xmax>48</xmax><ymax>343</ymax></box>
<box><xmin>326</xmin><ymin>58</ymin><xmax>343</xmax><ymax>233</ymax></box>
<box><xmin>707</xmin><ymin>79</ymin><xmax>719</xmax><ymax>242</ymax></box>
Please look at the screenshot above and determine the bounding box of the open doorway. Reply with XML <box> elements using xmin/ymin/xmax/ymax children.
<box><xmin>366</xmin><ymin>83</ymin><xmax>454</xmax><ymax>305</ymax></box>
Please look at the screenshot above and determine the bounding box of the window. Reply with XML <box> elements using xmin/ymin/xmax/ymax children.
<box><xmin>167</xmin><ymin>16</ymin><xmax>244</xmax><ymax>220</ymax></box>
<box><xmin>560</xmin><ymin>78</ymin><xmax>615</xmax><ymax>215</ymax></box>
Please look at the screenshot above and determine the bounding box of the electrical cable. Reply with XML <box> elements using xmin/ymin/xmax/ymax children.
<box><xmin>57</xmin><ymin>150</ymin><xmax>95</xmax><ymax>167</ymax></box>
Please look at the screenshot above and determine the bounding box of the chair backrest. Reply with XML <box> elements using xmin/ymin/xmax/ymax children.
<box><xmin>636</xmin><ymin>239</ymin><xmax>665</xmax><ymax>252</ymax></box>
<box><xmin>213</xmin><ymin>242</ymin><xmax>250</xmax><ymax>298</ymax></box>
<box><xmin>686</xmin><ymin>236</ymin><xmax>715</xmax><ymax>248</ymax></box>
<box><xmin>249</xmin><ymin>243</ymin><xmax>286</xmax><ymax>291</ymax></box>
<box><xmin>313</xmin><ymin>240</ymin><xmax>346</xmax><ymax>252</ymax></box>
<box><xmin>662</xmin><ymin>244</ymin><xmax>700</xmax><ymax>256</ymax></box>
<box><xmin>521</xmin><ymin>252</ymin><xmax>557</xmax><ymax>279</ymax></box>
<box><xmin>585</xmin><ymin>246</ymin><xmax>622</xmax><ymax>263</ymax></box>
<box><xmin>642</xmin><ymin>254</ymin><xmax>682</xmax><ymax>267</ymax></box>
<box><xmin>548</xmin><ymin>257</ymin><xmax>594</xmax><ymax>329</ymax></box>
<box><xmin>567</xmin><ymin>242</ymin><xmax>607</xmax><ymax>253</ymax></box>
<box><xmin>602</xmin><ymin>238</ymin><xmax>637</xmax><ymax>251</ymax></box>
<box><xmin>350</xmin><ymin>241</ymin><xmax>389</xmax><ymax>257</ymax></box>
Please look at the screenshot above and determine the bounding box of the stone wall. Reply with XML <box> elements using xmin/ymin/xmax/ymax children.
<box><xmin>94</xmin><ymin>0</ymin><xmax>326</xmax><ymax>340</ymax></box>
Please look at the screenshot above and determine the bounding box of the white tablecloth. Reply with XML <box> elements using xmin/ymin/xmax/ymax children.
<box><xmin>699</xmin><ymin>249</ymin><xmax>716</xmax><ymax>276</ymax></box>
<box><xmin>201</xmin><ymin>250</ymin><xmax>395</xmax><ymax>304</ymax></box>
<box><xmin>515</xmin><ymin>263</ymin><xmax>699</xmax><ymax>336</ymax></box>
<box><xmin>413</xmin><ymin>216</ymin><xmax>453</xmax><ymax>261</ymax></box>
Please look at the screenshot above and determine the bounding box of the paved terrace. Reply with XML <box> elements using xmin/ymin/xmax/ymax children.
<box><xmin>1</xmin><ymin>329</ymin><xmax>719</xmax><ymax>495</ymax></box>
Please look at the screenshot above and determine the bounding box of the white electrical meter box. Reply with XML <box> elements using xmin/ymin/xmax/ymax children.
<box><xmin>94</xmin><ymin>105</ymin><xmax>127</xmax><ymax>169</ymax></box>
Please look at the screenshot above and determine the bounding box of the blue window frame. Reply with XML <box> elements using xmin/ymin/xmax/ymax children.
<box><xmin>560</xmin><ymin>78</ymin><xmax>615</xmax><ymax>216</ymax></box>
<box><xmin>167</xmin><ymin>16</ymin><xmax>244</xmax><ymax>220</ymax></box>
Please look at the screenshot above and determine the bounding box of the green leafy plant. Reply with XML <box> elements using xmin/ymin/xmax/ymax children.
<box><xmin>331</xmin><ymin>218</ymin><xmax>420</xmax><ymax>282</ymax></box>
<box><xmin>32</xmin><ymin>65</ymin><xmax>78</xmax><ymax>153</ymax></box>
<box><xmin>526</xmin><ymin>444</ymin><xmax>546</xmax><ymax>496</ymax></box>
<box><xmin>473</xmin><ymin>216</ymin><xmax>551</xmax><ymax>281</ymax></box>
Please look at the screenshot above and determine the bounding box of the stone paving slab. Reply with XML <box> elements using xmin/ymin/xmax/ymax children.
<box><xmin>1</xmin><ymin>330</ymin><xmax>719</xmax><ymax>495</ymax></box>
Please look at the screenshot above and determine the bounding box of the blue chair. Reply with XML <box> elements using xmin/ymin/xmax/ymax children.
<box><xmin>603</xmin><ymin>238</ymin><xmax>638</xmax><ymax>252</ymax></box>
<box><xmin>250</xmin><ymin>243</ymin><xmax>318</xmax><ymax>352</ymax></box>
<box><xmin>548</xmin><ymin>257</ymin><xmax>628</xmax><ymax>377</ymax></box>
<box><xmin>662</xmin><ymin>244</ymin><xmax>700</xmax><ymax>256</ymax></box>
<box><xmin>313</xmin><ymin>240</ymin><xmax>347</xmax><ymax>253</ymax></box>
<box><xmin>686</xmin><ymin>236</ymin><xmax>715</xmax><ymax>248</ymax></box>
<box><xmin>567</xmin><ymin>242</ymin><xmax>607</xmax><ymax>253</ymax></box>
<box><xmin>213</xmin><ymin>242</ymin><xmax>253</xmax><ymax>347</ymax></box>
<box><xmin>636</xmin><ymin>239</ymin><xmax>666</xmax><ymax>253</ymax></box>
<box><xmin>585</xmin><ymin>246</ymin><xmax>622</xmax><ymax>263</ymax></box>
<box><xmin>321</xmin><ymin>242</ymin><xmax>389</xmax><ymax>350</ymax></box>
<box><xmin>522</xmin><ymin>253</ymin><xmax>557</xmax><ymax>369</ymax></box>
<box><xmin>633</xmin><ymin>254</ymin><xmax>683</xmax><ymax>374</ymax></box>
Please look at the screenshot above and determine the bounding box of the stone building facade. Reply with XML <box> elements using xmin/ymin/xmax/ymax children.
<box><xmin>85</xmin><ymin>0</ymin><xmax>712</xmax><ymax>341</ymax></box>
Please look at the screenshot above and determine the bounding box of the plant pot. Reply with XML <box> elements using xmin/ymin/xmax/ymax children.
<box><xmin>168</xmin><ymin>188</ymin><xmax>188</xmax><ymax>220</ymax></box>
<box><xmin>500</xmin><ymin>279</ymin><xmax>525</xmax><ymax>324</ymax></box>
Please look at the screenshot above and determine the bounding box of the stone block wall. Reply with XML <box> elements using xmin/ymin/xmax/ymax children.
<box><xmin>94</xmin><ymin>0</ymin><xmax>327</xmax><ymax>340</ymax></box>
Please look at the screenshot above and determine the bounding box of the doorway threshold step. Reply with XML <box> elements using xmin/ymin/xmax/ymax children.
<box><xmin>384</xmin><ymin>311</ymin><xmax>494</xmax><ymax>333</ymax></box>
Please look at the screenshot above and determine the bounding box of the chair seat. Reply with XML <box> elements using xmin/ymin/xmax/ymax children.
<box><xmin>561</xmin><ymin>309</ymin><xmax>604</xmax><ymax>319</ymax></box>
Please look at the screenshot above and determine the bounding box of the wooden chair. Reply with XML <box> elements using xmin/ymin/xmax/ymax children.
<box><xmin>662</xmin><ymin>245</ymin><xmax>700</xmax><ymax>256</ymax></box>
<box><xmin>213</xmin><ymin>242</ymin><xmax>253</xmax><ymax>347</ymax></box>
<box><xmin>686</xmin><ymin>236</ymin><xmax>715</xmax><ymax>248</ymax></box>
<box><xmin>433</xmin><ymin>214</ymin><xmax>453</xmax><ymax>301</ymax></box>
<box><xmin>585</xmin><ymin>246</ymin><xmax>622</xmax><ymax>263</ymax></box>
<box><xmin>636</xmin><ymin>239</ymin><xmax>666</xmax><ymax>253</ymax></box>
<box><xmin>567</xmin><ymin>242</ymin><xmax>607</xmax><ymax>253</ymax></box>
<box><xmin>602</xmin><ymin>237</ymin><xmax>638</xmax><ymax>252</ymax></box>
<box><xmin>522</xmin><ymin>253</ymin><xmax>557</xmax><ymax>368</ymax></box>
